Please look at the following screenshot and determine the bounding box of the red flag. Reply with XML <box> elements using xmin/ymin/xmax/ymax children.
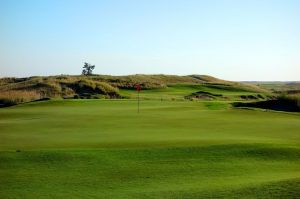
<box><xmin>135</xmin><ymin>84</ymin><xmax>141</xmax><ymax>92</ymax></box>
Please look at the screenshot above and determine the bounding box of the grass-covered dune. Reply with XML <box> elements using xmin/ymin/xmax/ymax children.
<box><xmin>1</xmin><ymin>100</ymin><xmax>299</xmax><ymax>198</ymax></box>
<box><xmin>0</xmin><ymin>74</ymin><xmax>268</xmax><ymax>106</ymax></box>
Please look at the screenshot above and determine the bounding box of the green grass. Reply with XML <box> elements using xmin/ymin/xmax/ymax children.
<box><xmin>119</xmin><ymin>84</ymin><xmax>263</xmax><ymax>100</ymax></box>
<box><xmin>1</xmin><ymin>99</ymin><xmax>300</xmax><ymax>198</ymax></box>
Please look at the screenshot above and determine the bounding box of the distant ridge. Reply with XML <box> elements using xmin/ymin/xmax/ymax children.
<box><xmin>0</xmin><ymin>74</ymin><xmax>267</xmax><ymax>91</ymax></box>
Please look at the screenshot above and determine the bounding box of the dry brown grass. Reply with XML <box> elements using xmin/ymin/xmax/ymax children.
<box><xmin>0</xmin><ymin>90</ymin><xmax>41</xmax><ymax>106</ymax></box>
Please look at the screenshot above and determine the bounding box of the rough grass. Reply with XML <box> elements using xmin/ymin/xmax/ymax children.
<box><xmin>0</xmin><ymin>76</ymin><xmax>121</xmax><ymax>102</ymax></box>
<box><xmin>0</xmin><ymin>100</ymin><xmax>299</xmax><ymax>198</ymax></box>
<box><xmin>0</xmin><ymin>90</ymin><xmax>41</xmax><ymax>106</ymax></box>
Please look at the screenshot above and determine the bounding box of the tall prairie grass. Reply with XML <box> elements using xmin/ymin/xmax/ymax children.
<box><xmin>0</xmin><ymin>90</ymin><xmax>41</xmax><ymax>106</ymax></box>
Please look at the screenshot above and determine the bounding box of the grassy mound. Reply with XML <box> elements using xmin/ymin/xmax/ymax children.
<box><xmin>0</xmin><ymin>76</ymin><xmax>121</xmax><ymax>106</ymax></box>
<box><xmin>0</xmin><ymin>74</ymin><xmax>271</xmax><ymax>106</ymax></box>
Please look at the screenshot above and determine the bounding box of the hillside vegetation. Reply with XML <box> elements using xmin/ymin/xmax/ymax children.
<box><xmin>0</xmin><ymin>74</ymin><xmax>269</xmax><ymax>106</ymax></box>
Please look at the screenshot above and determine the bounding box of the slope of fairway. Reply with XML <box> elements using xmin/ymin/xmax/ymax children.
<box><xmin>0</xmin><ymin>100</ymin><xmax>300</xmax><ymax>198</ymax></box>
<box><xmin>119</xmin><ymin>84</ymin><xmax>265</xmax><ymax>100</ymax></box>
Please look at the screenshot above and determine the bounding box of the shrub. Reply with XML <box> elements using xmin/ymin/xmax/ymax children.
<box><xmin>78</xmin><ymin>79</ymin><xmax>96</xmax><ymax>90</ymax></box>
<box><xmin>35</xmin><ymin>81</ymin><xmax>62</xmax><ymax>98</ymax></box>
<box><xmin>61</xmin><ymin>86</ymin><xmax>75</xmax><ymax>97</ymax></box>
<box><xmin>278</xmin><ymin>95</ymin><xmax>300</xmax><ymax>109</ymax></box>
<box><xmin>233</xmin><ymin>95</ymin><xmax>300</xmax><ymax>112</ymax></box>
<box><xmin>69</xmin><ymin>80</ymin><xmax>120</xmax><ymax>98</ymax></box>
<box><xmin>95</xmin><ymin>82</ymin><xmax>119</xmax><ymax>95</ymax></box>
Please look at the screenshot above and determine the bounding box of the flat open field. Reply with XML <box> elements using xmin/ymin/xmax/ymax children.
<box><xmin>1</xmin><ymin>100</ymin><xmax>300</xmax><ymax>198</ymax></box>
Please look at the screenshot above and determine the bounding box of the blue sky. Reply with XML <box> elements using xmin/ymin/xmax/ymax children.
<box><xmin>0</xmin><ymin>0</ymin><xmax>299</xmax><ymax>80</ymax></box>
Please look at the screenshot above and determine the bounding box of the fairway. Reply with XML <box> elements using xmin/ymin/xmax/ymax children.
<box><xmin>1</xmin><ymin>100</ymin><xmax>300</xmax><ymax>198</ymax></box>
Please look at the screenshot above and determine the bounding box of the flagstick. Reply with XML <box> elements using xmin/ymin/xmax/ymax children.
<box><xmin>138</xmin><ymin>91</ymin><xmax>140</xmax><ymax>113</ymax></box>
<box><xmin>136</xmin><ymin>84</ymin><xmax>141</xmax><ymax>113</ymax></box>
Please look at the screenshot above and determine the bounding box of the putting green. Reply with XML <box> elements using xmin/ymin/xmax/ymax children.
<box><xmin>0</xmin><ymin>100</ymin><xmax>299</xmax><ymax>198</ymax></box>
